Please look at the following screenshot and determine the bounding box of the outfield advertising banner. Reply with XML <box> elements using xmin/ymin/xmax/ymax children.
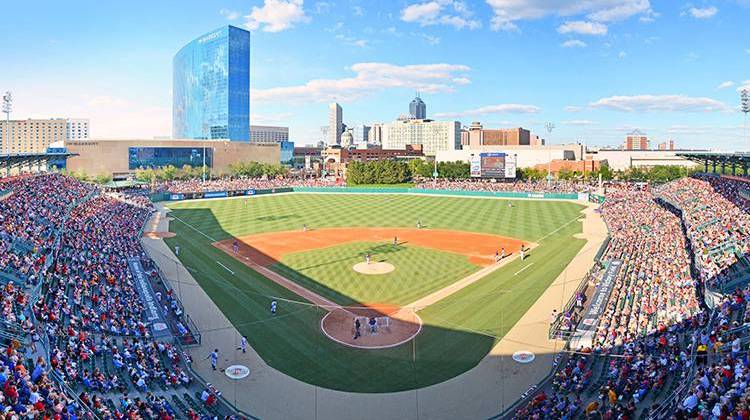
<box><xmin>169</xmin><ymin>193</ymin><xmax>184</xmax><ymax>201</ymax></box>
<box><xmin>246</xmin><ymin>189</ymin><xmax>256</xmax><ymax>196</ymax></box>
<box><xmin>204</xmin><ymin>191</ymin><xmax>228</xmax><ymax>199</ymax></box>
<box><xmin>470</xmin><ymin>155</ymin><xmax>482</xmax><ymax>177</ymax></box>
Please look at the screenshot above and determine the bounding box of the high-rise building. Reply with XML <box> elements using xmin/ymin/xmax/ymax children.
<box><xmin>624</xmin><ymin>129</ymin><xmax>649</xmax><ymax>150</ymax></box>
<box><xmin>368</xmin><ymin>124</ymin><xmax>383</xmax><ymax>145</ymax></box>
<box><xmin>349</xmin><ymin>124</ymin><xmax>370</xmax><ymax>146</ymax></box>
<box><xmin>0</xmin><ymin>118</ymin><xmax>67</xmax><ymax>154</ymax></box>
<box><xmin>66</xmin><ymin>119</ymin><xmax>90</xmax><ymax>141</ymax></box>
<box><xmin>381</xmin><ymin>119</ymin><xmax>460</xmax><ymax>156</ymax></box>
<box><xmin>409</xmin><ymin>94</ymin><xmax>427</xmax><ymax>119</ymax></box>
<box><xmin>250</xmin><ymin>125</ymin><xmax>289</xmax><ymax>144</ymax></box>
<box><xmin>328</xmin><ymin>103</ymin><xmax>342</xmax><ymax>145</ymax></box>
<box><xmin>172</xmin><ymin>26</ymin><xmax>250</xmax><ymax>142</ymax></box>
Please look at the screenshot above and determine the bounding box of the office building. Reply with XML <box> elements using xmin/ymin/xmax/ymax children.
<box><xmin>381</xmin><ymin>118</ymin><xmax>461</xmax><ymax>156</ymax></box>
<box><xmin>65</xmin><ymin>119</ymin><xmax>90</xmax><ymax>141</ymax></box>
<box><xmin>173</xmin><ymin>26</ymin><xmax>251</xmax><ymax>141</ymax></box>
<box><xmin>250</xmin><ymin>125</ymin><xmax>289</xmax><ymax>144</ymax></box>
<box><xmin>323</xmin><ymin>145</ymin><xmax>424</xmax><ymax>178</ymax></box>
<box><xmin>1</xmin><ymin>118</ymin><xmax>67</xmax><ymax>154</ymax></box>
<box><xmin>466</xmin><ymin>122</ymin><xmax>530</xmax><ymax>147</ymax></box>
<box><xmin>624</xmin><ymin>129</ymin><xmax>649</xmax><ymax>150</ymax></box>
<box><xmin>328</xmin><ymin>103</ymin><xmax>342</xmax><ymax>145</ymax></box>
<box><xmin>368</xmin><ymin>124</ymin><xmax>383</xmax><ymax>145</ymax></box>
<box><xmin>349</xmin><ymin>124</ymin><xmax>370</xmax><ymax>146</ymax></box>
<box><xmin>66</xmin><ymin>138</ymin><xmax>278</xmax><ymax>179</ymax></box>
<box><xmin>409</xmin><ymin>94</ymin><xmax>427</xmax><ymax>119</ymax></box>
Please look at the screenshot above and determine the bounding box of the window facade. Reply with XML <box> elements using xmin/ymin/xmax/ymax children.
<box><xmin>128</xmin><ymin>147</ymin><xmax>214</xmax><ymax>170</ymax></box>
<box><xmin>172</xmin><ymin>26</ymin><xmax>250</xmax><ymax>142</ymax></box>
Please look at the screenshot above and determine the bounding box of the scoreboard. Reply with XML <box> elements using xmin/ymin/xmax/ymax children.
<box><xmin>470</xmin><ymin>152</ymin><xmax>516</xmax><ymax>179</ymax></box>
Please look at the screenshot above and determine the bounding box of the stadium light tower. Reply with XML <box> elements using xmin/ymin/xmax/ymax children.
<box><xmin>544</xmin><ymin>122</ymin><xmax>555</xmax><ymax>186</ymax></box>
<box><xmin>2</xmin><ymin>92</ymin><xmax>11</xmax><ymax>155</ymax></box>
<box><xmin>742</xmin><ymin>89</ymin><xmax>749</xmax><ymax>147</ymax></box>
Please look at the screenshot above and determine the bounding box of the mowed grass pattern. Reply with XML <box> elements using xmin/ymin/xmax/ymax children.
<box><xmin>165</xmin><ymin>193</ymin><xmax>587</xmax><ymax>392</ymax></box>
<box><xmin>167</xmin><ymin>193</ymin><xmax>582</xmax><ymax>242</ymax></box>
<box><xmin>272</xmin><ymin>242</ymin><xmax>481</xmax><ymax>306</ymax></box>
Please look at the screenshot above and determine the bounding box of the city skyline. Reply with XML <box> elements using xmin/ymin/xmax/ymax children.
<box><xmin>2</xmin><ymin>1</ymin><xmax>749</xmax><ymax>149</ymax></box>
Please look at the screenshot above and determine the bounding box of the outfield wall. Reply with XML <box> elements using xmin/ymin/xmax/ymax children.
<box><xmin>155</xmin><ymin>186</ymin><xmax>585</xmax><ymax>202</ymax></box>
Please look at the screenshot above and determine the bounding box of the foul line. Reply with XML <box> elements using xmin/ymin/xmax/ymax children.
<box><xmin>171</xmin><ymin>214</ymin><xmax>219</xmax><ymax>242</ymax></box>
<box><xmin>514</xmin><ymin>263</ymin><xmax>534</xmax><ymax>276</ymax></box>
<box><xmin>216</xmin><ymin>261</ymin><xmax>235</xmax><ymax>275</ymax></box>
<box><xmin>535</xmin><ymin>214</ymin><xmax>584</xmax><ymax>243</ymax></box>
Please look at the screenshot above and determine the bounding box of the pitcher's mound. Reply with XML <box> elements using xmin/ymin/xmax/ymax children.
<box><xmin>353</xmin><ymin>262</ymin><xmax>395</xmax><ymax>275</ymax></box>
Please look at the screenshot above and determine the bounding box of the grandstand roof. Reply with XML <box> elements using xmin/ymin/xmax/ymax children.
<box><xmin>0</xmin><ymin>151</ymin><xmax>77</xmax><ymax>171</ymax></box>
<box><xmin>677</xmin><ymin>151</ymin><xmax>750</xmax><ymax>166</ymax></box>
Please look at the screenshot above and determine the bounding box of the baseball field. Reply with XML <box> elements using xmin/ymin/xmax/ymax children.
<box><xmin>162</xmin><ymin>193</ymin><xmax>586</xmax><ymax>393</ymax></box>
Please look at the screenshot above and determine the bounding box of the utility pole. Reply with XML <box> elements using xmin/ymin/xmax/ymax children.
<box><xmin>544</xmin><ymin>122</ymin><xmax>555</xmax><ymax>186</ymax></box>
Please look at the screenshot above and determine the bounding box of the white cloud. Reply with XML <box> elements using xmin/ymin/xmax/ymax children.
<box><xmin>618</xmin><ymin>51</ymin><xmax>627</xmax><ymax>59</ymax></box>
<box><xmin>433</xmin><ymin>104</ymin><xmax>541</xmax><ymax>118</ymax></box>
<box><xmin>314</xmin><ymin>1</ymin><xmax>332</xmax><ymax>14</ymax></box>
<box><xmin>418</xmin><ymin>33</ymin><xmax>441</xmax><ymax>45</ymax></box>
<box><xmin>335</xmin><ymin>34</ymin><xmax>369</xmax><ymax>48</ymax></box>
<box><xmin>401</xmin><ymin>1</ymin><xmax>481</xmax><ymax>30</ymax></box>
<box><xmin>687</xmin><ymin>6</ymin><xmax>718</xmax><ymax>19</ymax></box>
<box><xmin>219</xmin><ymin>8</ymin><xmax>240</xmax><ymax>20</ymax></box>
<box><xmin>244</xmin><ymin>0</ymin><xmax>309</xmax><ymax>33</ymax></box>
<box><xmin>252</xmin><ymin>62</ymin><xmax>471</xmax><ymax>103</ymax></box>
<box><xmin>486</xmin><ymin>0</ymin><xmax>655</xmax><ymax>32</ymax></box>
<box><xmin>561</xmin><ymin>39</ymin><xmax>587</xmax><ymax>48</ymax></box>
<box><xmin>562</xmin><ymin>120</ymin><xmax>597</xmax><ymax>126</ymax></box>
<box><xmin>737</xmin><ymin>80</ymin><xmax>750</xmax><ymax>92</ymax></box>
<box><xmin>716</xmin><ymin>81</ymin><xmax>735</xmax><ymax>90</ymax></box>
<box><xmin>564</xmin><ymin>106</ymin><xmax>582</xmax><ymax>112</ymax></box>
<box><xmin>557</xmin><ymin>20</ymin><xmax>608</xmax><ymax>35</ymax></box>
<box><xmin>590</xmin><ymin>94</ymin><xmax>731</xmax><ymax>112</ymax></box>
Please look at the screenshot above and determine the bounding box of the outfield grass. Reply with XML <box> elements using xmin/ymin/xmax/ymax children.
<box><xmin>165</xmin><ymin>193</ymin><xmax>586</xmax><ymax>392</ymax></box>
<box><xmin>272</xmin><ymin>242</ymin><xmax>481</xmax><ymax>306</ymax></box>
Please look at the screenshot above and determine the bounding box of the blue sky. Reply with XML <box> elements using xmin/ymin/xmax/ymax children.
<box><xmin>2</xmin><ymin>0</ymin><xmax>749</xmax><ymax>149</ymax></box>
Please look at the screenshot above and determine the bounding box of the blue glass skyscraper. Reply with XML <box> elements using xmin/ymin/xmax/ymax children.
<box><xmin>173</xmin><ymin>26</ymin><xmax>250</xmax><ymax>141</ymax></box>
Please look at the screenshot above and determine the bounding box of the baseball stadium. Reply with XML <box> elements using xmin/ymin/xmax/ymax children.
<box><xmin>6</xmin><ymin>148</ymin><xmax>750</xmax><ymax>419</ymax></box>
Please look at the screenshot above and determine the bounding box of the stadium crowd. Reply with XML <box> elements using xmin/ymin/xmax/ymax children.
<box><xmin>0</xmin><ymin>173</ymin><xmax>232</xmax><ymax>418</ymax></box>
<box><xmin>656</xmin><ymin>175</ymin><xmax>750</xmax><ymax>290</ymax></box>
<box><xmin>414</xmin><ymin>179</ymin><xmax>596</xmax><ymax>193</ymax></box>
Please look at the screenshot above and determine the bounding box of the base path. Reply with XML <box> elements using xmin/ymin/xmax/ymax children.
<box><xmin>217</xmin><ymin>227</ymin><xmax>527</xmax><ymax>267</ymax></box>
<box><xmin>145</xmin><ymin>200</ymin><xmax>607</xmax><ymax>419</ymax></box>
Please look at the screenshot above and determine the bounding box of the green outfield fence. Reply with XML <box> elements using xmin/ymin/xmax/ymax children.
<box><xmin>151</xmin><ymin>187</ymin><xmax>585</xmax><ymax>202</ymax></box>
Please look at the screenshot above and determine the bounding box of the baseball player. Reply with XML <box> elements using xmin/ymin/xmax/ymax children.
<box><xmin>207</xmin><ymin>349</ymin><xmax>219</xmax><ymax>370</ymax></box>
<box><xmin>238</xmin><ymin>336</ymin><xmax>248</xmax><ymax>353</ymax></box>
<box><xmin>270</xmin><ymin>300</ymin><xmax>278</xmax><ymax>315</ymax></box>
<box><xmin>232</xmin><ymin>241</ymin><xmax>239</xmax><ymax>256</ymax></box>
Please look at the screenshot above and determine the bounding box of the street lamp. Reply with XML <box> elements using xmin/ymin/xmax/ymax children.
<box><xmin>2</xmin><ymin>92</ymin><xmax>11</xmax><ymax>155</ymax></box>
<box><xmin>544</xmin><ymin>122</ymin><xmax>555</xmax><ymax>186</ymax></box>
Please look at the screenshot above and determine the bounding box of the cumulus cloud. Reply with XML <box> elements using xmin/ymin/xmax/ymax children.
<box><xmin>686</xmin><ymin>6</ymin><xmax>718</xmax><ymax>19</ymax></box>
<box><xmin>244</xmin><ymin>0</ymin><xmax>309</xmax><ymax>33</ymax></box>
<box><xmin>716</xmin><ymin>81</ymin><xmax>735</xmax><ymax>90</ymax></box>
<box><xmin>486</xmin><ymin>0</ymin><xmax>655</xmax><ymax>32</ymax></box>
<box><xmin>562</xmin><ymin>120</ymin><xmax>597</xmax><ymax>126</ymax></box>
<box><xmin>401</xmin><ymin>1</ymin><xmax>481</xmax><ymax>30</ymax></box>
<box><xmin>557</xmin><ymin>21</ymin><xmax>608</xmax><ymax>35</ymax></box>
<box><xmin>219</xmin><ymin>8</ymin><xmax>240</xmax><ymax>20</ymax></box>
<box><xmin>433</xmin><ymin>104</ymin><xmax>541</xmax><ymax>118</ymax></box>
<box><xmin>561</xmin><ymin>39</ymin><xmax>587</xmax><ymax>48</ymax></box>
<box><xmin>590</xmin><ymin>94</ymin><xmax>731</xmax><ymax>112</ymax></box>
<box><xmin>252</xmin><ymin>62</ymin><xmax>471</xmax><ymax>103</ymax></box>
